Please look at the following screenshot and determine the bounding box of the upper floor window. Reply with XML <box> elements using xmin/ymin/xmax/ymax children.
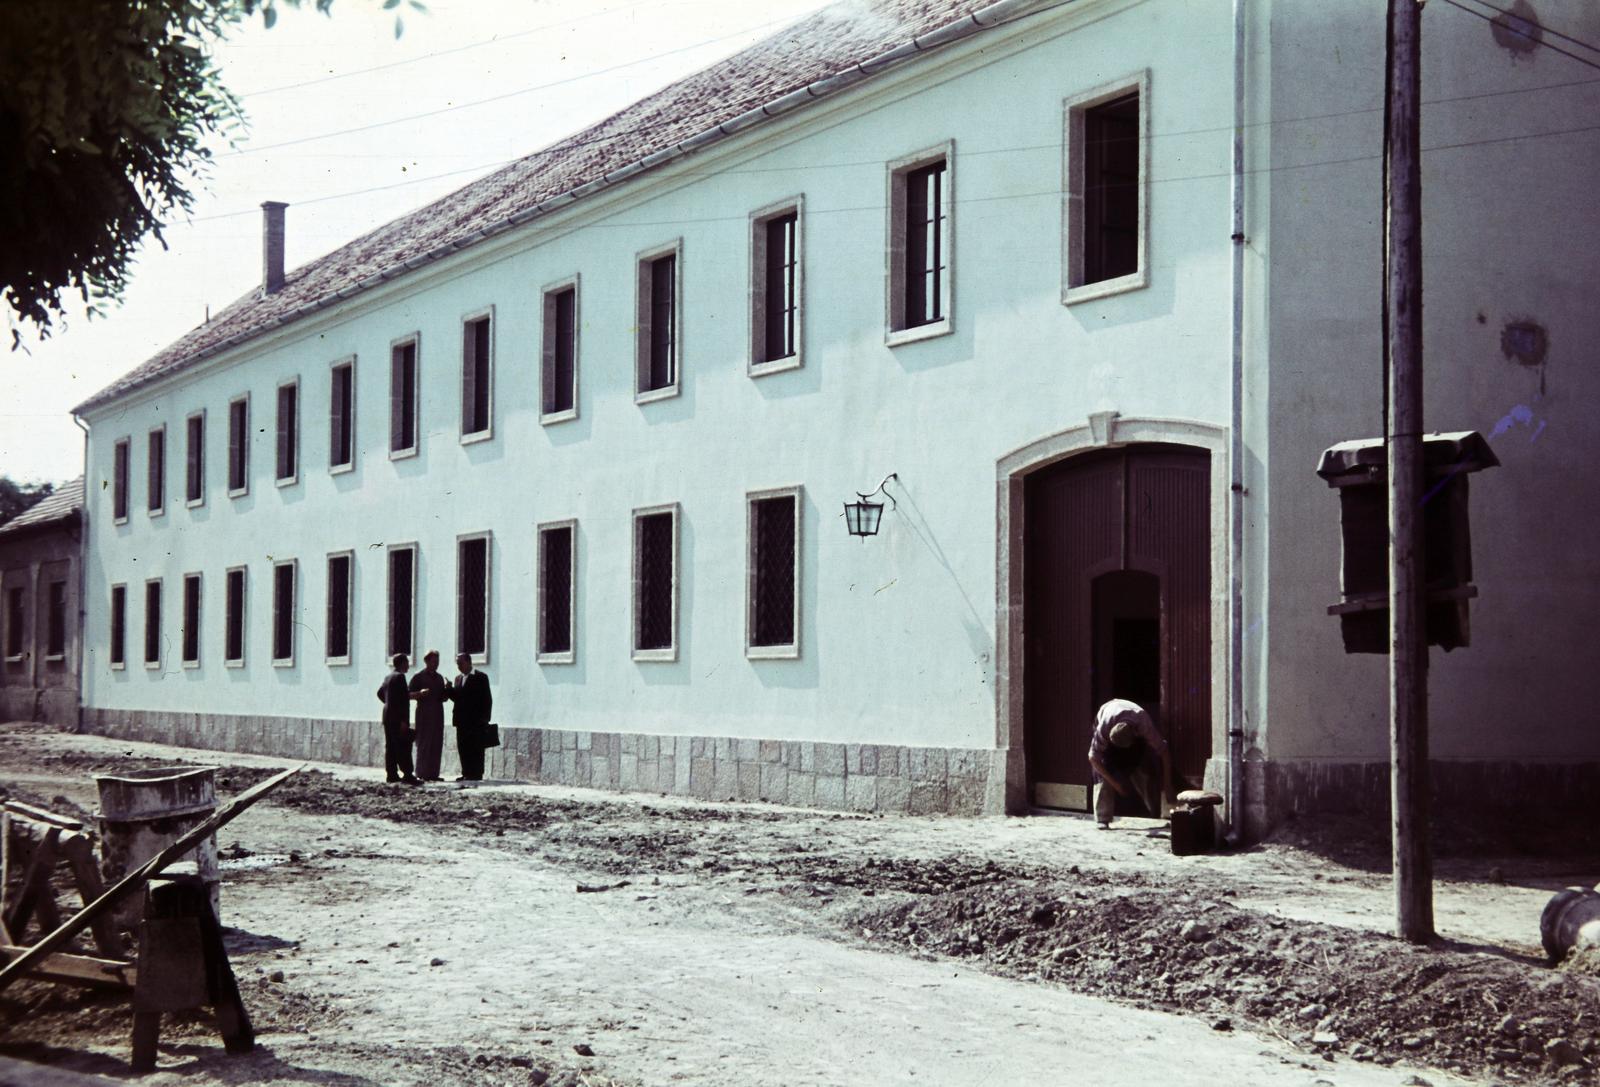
<box><xmin>886</xmin><ymin>144</ymin><xmax>954</xmax><ymax>343</ymax></box>
<box><xmin>461</xmin><ymin>310</ymin><xmax>493</xmax><ymax>441</ymax></box>
<box><xmin>330</xmin><ymin>358</ymin><xmax>355</xmax><ymax>472</ymax></box>
<box><xmin>747</xmin><ymin>488</ymin><xmax>801</xmax><ymax>658</ymax></box>
<box><xmin>227</xmin><ymin>395</ymin><xmax>250</xmax><ymax>496</ymax></box>
<box><xmin>109</xmin><ymin>584</ymin><xmax>127</xmax><ymax>669</ymax></box>
<box><xmin>185</xmin><ymin>410</ymin><xmax>205</xmax><ymax>506</ymax></box>
<box><xmin>276</xmin><ymin>379</ymin><xmax>300</xmax><ymax>485</ymax></box>
<box><xmin>1064</xmin><ymin>73</ymin><xmax>1149</xmax><ymax>304</ymax></box>
<box><xmin>635</xmin><ymin>242</ymin><xmax>681</xmax><ymax>402</ymax></box>
<box><xmin>750</xmin><ymin>200</ymin><xmax>802</xmax><ymax>375</ymax></box>
<box><xmin>632</xmin><ymin>504</ymin><xmax>678</xmax><ymax>661</ymax></box>
<box><xmin>457</xmin><ymin>533</ymin><xmax>490</xmax><ymax>662</ymax></box>
<box><xmin>390</xmin><ymin>336</ymin><xmax>420</xmax><ymax>458</ymax></box>
<box><xmin>272</xmin><ymin>559</ymin><xmax>296</xmax><ymax>665</ymax></box>
<box><xmin>147</xmin><ymin>426</ymin><xmax>166</xmax><ymax>515</ymax></box>
<box><xmin>541</xmin><ymin>279</ymin><xmax>579</xmax><ymax>423</ymax></box>
<box><xmin>112</xmin><ymin>438</ymin><xmax>130</xmax><ymax>523</ymax></box>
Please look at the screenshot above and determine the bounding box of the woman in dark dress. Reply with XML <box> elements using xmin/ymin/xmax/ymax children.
<box><xmin>408</xmin><ymin>650</ymin><xmax>448</xmax><ymax>781</ymax></box>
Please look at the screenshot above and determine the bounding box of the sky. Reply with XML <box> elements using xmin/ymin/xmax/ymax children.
<box><xmin>1</xmin><ymin>0</ymin><xmax>833</xmax><ymax>486</ymax></box>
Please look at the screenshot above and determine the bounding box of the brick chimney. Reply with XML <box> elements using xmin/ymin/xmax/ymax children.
<box><xmin>261</xmin><ymin>201</ymin><xmax>288</xmax><ymax>295</ymax></box>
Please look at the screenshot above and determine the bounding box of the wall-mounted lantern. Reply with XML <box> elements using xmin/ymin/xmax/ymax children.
<box><xmin>843</xmin><ymin>473</ymin><xmax>898</xmax><ymax>539</ymax></box>
<box><xmin>1315</xmin><ymin>431</ymin><xmax>1499</xmax><ymax>654</ymax></box>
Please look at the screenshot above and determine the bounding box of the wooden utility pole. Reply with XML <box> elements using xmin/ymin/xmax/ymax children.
<box><xmin>1386</xmin><ymin>0</ymin><xmax>1433</xmax><ymax>943</ymax></box>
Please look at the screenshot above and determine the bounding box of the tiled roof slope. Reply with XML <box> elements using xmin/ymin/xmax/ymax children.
<box><xmin>0</xmin><ymin>478</ymin><xmax>84</xmax><ymax>538</ymax></box>
<box><xmin>76</xmin><ymin>0</ymin><xmax>1015</xmax><ymax>414</ymax></box>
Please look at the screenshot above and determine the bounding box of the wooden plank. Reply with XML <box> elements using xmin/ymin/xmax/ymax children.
<box><xmin>2</xmin><ymin>802</ymin><xmax>84</xmax><ymax>832</ymax></box>
<box><xmin>60</xmin><ymin>835</ymin><xmax>121</xmax><ymax>959</ymax></box>
<box><xmin>0</xmin><ymin>945</ymin><xmax>134</xmax><ymax>990</ymax></box>
<box><xmin>0</xmin><ymin>764</ymin><xmax>302</xmax><ymax>996</ymax></box>
<box><xmin>2</xmin><ymin>828</ymin><xmax>60</xmax><ymax>940</ymax></box>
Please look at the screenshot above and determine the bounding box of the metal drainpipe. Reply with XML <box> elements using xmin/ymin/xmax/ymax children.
<box><xmin>71</xmin><ymin>412</ymin><xmax>89</xmax><ymax>734</ymax></box>
<box><xmin>1225</xmin><ymin>0</ymin><xmax>1249</xmax><ymax>844</ymax></box>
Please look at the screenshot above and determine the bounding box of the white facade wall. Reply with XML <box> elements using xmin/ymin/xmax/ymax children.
<box><xmin>80</xmin><ymin>0</ymin><xmax>1238</xmax><ymax>757</ymax></box>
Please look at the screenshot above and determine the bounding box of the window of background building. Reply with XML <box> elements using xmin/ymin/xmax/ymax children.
<box><xmin>276</xmin><ymin>379</ymin><xmax>299</xmax><ymax>485</ymax></box>
<box><xmin>387</xmin><ymin>545</ymin><xmax>416</xmax><ymax>658</ymax></box>
<box><xmin>537</xmin><ymin>521</ymin><xmax>575</xmax><ymax>663</ymax></box>
<box><xmin>635</xmin><ymin>243</ymin><xmax>681</xmax><ymax>401</ymax></box>
<box><xmin>457</xmin><ymin>534</ymin><xmax>490</xmax><ymax>661</ymax></box>
<box><xmin>181</xmin><ymin>573</ymin><xmax>201</xmax><ymax>666</ymax></box>
<box><xmin>747</xmin><ymin>489</ymin><xmax>800</xmax><ymax>657</ymax></box>
<box><xmin>147</xmin><ymin>426</ymin><xmax>166</xmax><ymax>515</ymax></box>
<box><xmin>45</xmin><ymin>580</ymin><xmax>67</xmax><ymax>660</ymax></box>
<box><xmin>886</xmin><ymin>144</ymin><xmax>954</xmax><ymax>342</ymax></box>
<box><xmin>143</xmin><ymin>579</ymin><xmax>161</xmax><ymax>667</ymax></box>
<box><xmin>330</xmin><ymin>359</ymin><xmax>355</xmax><ymax>472</ymax></box>
<box><xmin>326</xmin><ymin>551</ymin><xmax>353</xmax><ymax>664</ymax></box>
<box><xmin>1064</xmin><ymin>73</ymin><xmax>1148</xmax><ymax>304</ymax></box>
<box><xmin>224</xmin><ymin>567</ymin><xmax>246</xmax><ymax>665</ymax></box>
<box><xmin>110</xmin><ymin>584</ymin><xmax>126</xmax><ymax>668</ymax></box>
<box><xmin>185</xmin><ymin>411</ymin><xmax>205</xmax><ymax>506</ymax></box>
<box><xmin>4</xmin><ymin>586</ymin><xmax>24</xmax><ymax>660</ymax></box>
<box><xmin>228</xmin><ymin>396</ymin><xmax>250</xmax><ymax>495</ymax></box>
<box><xmin>541</xmin><ymin>281</ymin><xmax>578</xmax><ymax>422</ymax></box>
<box><xmin>750</xmin><ymin>201</ymin><xmax>802</xmax><ymax>375</ymax></box>
<box><xmin>272</xmin><ymin>560</ymin><xmax>296</xmax><ymax>665</ymax></box>
<box><xmin>113</xmin><ymin>438</ymin><xmax>130</xmax><ymax>522</ymax></box>
<box><xmin>632</xmin><ymin>506</ymin><xmax>678</xmax><ymax>660</ymax></box>
<box><xmin>390</xmin><ymin>337</ymin><xmax>419</xmax><ymax>457</ymax></box>
<box><xmin>461</xmin><ymin>311</ymin><xmax>493</xmax><ymax>440</ymax></box>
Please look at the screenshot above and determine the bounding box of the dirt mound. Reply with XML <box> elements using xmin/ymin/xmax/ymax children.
<box><xmin>853</xmin><ymin>877</ymin><xmax>1600</xmax><ymax>1083</ymax></box>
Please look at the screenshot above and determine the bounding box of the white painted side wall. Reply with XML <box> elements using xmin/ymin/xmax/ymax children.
<box><xmin>80</xmin><ymin>0</ymin><xmax>1238</xmax><ymax>752</ymax></box>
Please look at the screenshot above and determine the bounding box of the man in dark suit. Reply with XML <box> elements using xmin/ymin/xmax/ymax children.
<box><xmin>444</xmin><ymin>651</ymin><xmax>492</xmax><ymax>782</ymax></box>
<box><xmin>376</xmin><ymin>653</ymin><xmax>421</xmax><ymax>785</ymax></box>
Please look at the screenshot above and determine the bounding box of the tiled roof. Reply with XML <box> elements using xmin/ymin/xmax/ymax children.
<box><xmin>0</xmin><ymin>477</ymin><xmax>84</xmax><ymax>538</ymax></box>
<box><xmin>75</xmin><ymin>0</ymin><xmax>1019</xmax><ymax>415</ymax></box>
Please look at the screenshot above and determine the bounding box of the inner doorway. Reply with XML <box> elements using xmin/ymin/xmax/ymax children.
<box><xmin>1022</xmin><ymin>443</ymin><xmax>1211</xmax><ymax>811</ymax></box>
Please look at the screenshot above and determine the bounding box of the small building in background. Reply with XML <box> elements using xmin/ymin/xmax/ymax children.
<box><xmin>0</xmin><ymin>478</ymin><xmax>85</xmax><ymax>726</ymax></box>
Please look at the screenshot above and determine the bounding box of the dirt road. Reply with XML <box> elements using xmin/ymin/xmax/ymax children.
<box><xmin>1</xmin><ymin>723</ymin><xmax>1594</xmax><ymax>1086</ymax></box>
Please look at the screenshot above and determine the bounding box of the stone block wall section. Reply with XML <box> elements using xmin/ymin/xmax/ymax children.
<box><xmin>80</xmin><ymin>709</ymin><xmax>995</xmax><ymax>816</ymax></box>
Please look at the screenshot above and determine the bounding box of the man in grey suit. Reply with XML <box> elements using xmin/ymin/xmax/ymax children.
<box><xmin>376</xmin><ymin>653</ymin><xmax>422</xmax><ymax>785</ymax></box>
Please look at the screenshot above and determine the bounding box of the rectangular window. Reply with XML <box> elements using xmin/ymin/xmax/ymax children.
<box><xmin>112</xmin><ymin>438</ymin><xmax>130</xmax><ymax>522</ymax></box>
<box><xmin>461</xmin><ymin>310</ymin><xmax>493</xmax><ymax>439</ymax></box>
<box><xmin>44</xmin><ymin>580</ymin><xmax>66</xmax><ymax>660</ymax></box>
<box><xmin>224</xmin><ymin>567</ymin><xmax>246</xmax><ymax>665</ymax></box>
<box><xmin>1064</xmin><ymin>74</ymin><xmax>1148</xmax><ymax>303</ymax></box>
<box><xmin>750</xmin><ymin>202</ymin><xmax>802</xmax><ymax>375</ymax></box>
<box><xmin>143</xmin><ymin>579</ymin><xmax>161</xmax><ymax>668</ymax></box>
<box><xmin>635</xmin><ymin>243</ymin><xmax>681</xmax><ymax>400</ymax></box>
<box><xmin>228</xmin><ymin>395</ymin><xmax>249</xmax><ymax>495</ymax></box>
<box><xmin>747</xmin><ymin>489</ymin><xmax>800</xmax><ymax>657</ymax></box>
<box><xmin>181</xmin><ymin>573</ymin><xmax>201</xmax><ymax>666</ymax></box>
<box><xmin>387</xmin><ymin>545</ymin><xmax>416</xmax><ymax>659</ymax></box>
<box><xmin>390</xmin><ymin>337</ymin><xmax>419</xmax><ymax>456</ymax></box>
<box><xmin>330</xmin><ymin>359</ymin><xmax>355</xmax><ymax>472</ymax></box>
<box><xmin>326</xmin><ymin>551</ymin><xmax>352</xmax><ymax>664</ymax></box>
<box><xmin>110</xmin><ymin>584</ymin><xmax>126</xmax><ymax>668</ymax></box>
<box><xmin>537</xmin><ymin>521</ymin><xmax>576</xmax><ymax>663</ymax></box>
<box><xmin>5</xmin><ymin>586</ymin><xmax>25</xmax><ymax>659</ymax></box>
<box><xmin>457</xmin><ymin>534</ymin><xmax>490</xmax><ymax>662</ymax></box>
<box><xmin>272</xmin><ymin>560</ymin><xmax>296</xmax><ymax>665</ymax></box>
<box><xmin>541</xmin><ymin>281</ymin><xmax>579</xmax><ymax>422</ymax></box>
<box><xmin>275</xmin><ymin>380</ymin><xmax>299</xmax><ymax>484</ymax></box>
<box><xmin>185</xmin><ymin>411</ymin><xmax>205</xmax><ymax>506</ymax></box>
<box><xmin>632</xmin><ymin>506</ymin><xmax>678</xmax><ymax>660</ymax></box>
<box><xmin>147</xmin><ymin>426</ymin><xmax>166</xmax><ymax>515</ymax></box>
<box><xmin>887</xmin><ymin>145</ymin><xmax>954</xmax><ymax>341</ymax></box>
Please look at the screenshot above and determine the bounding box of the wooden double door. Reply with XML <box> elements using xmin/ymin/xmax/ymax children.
<box><xmin>1023</xmin><ymin>444</ymin><xmax>1211</xmax><ymax>811</ymax></box>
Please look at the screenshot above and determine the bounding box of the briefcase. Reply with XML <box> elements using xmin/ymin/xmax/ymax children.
<box><xmin>482</xmin><ymin>722</ymin><xmax>501</xmax><ymax>749</ymax></box>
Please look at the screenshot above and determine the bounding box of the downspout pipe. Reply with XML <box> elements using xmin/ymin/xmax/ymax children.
<box><xmin>1225</xmin><ymin>0</ymin><xmax>1249</xmax><ymax>844</ymax></box>
<box><xmin>71</xmin><ymin>412</ymin><xmax>89</xmax><ymax>735</ymax></box>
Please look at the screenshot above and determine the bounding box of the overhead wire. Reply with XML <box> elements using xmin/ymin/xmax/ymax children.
<box><xmin>1436</xmin><ymin>0</ymin><xmax>1600</xmax><ymax>73</ymax></box>
<box><xmin>1441</xmin><ymin>0</ymin><xmax>1600</xmax><ymax>58</ymax></box>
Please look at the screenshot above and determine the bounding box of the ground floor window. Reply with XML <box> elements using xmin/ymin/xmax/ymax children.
<box><xmin>182</xmin><ymin>573</ymin><xmax>201</xmax><ymax>666</ymax></box>
<box><xmin>457</xmin><ymin>534</ymin><xmax>490</xmax><ymax>661</ymax></box>
<box><xmin>272</xmin><ymin>560</ymin><xmax>296</xmax><ymax>665</ymax></box>
<box><xmin>538</xmin><ymin>521</ymin><xmax>575</xmax><ymax>662</ymax></box>
<box><xmin>632</xmin><ymin>505</ymin><xmax>678</xmax><ymax>660</ymax></box>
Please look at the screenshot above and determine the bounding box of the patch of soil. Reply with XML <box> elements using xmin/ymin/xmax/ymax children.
<box><xmin>851</xmin><ymin>877</ymin><xmax>1600</xmax><ymax>1084</ymax></box>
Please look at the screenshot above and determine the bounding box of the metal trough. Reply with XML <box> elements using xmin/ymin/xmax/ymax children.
<box><xmin>95</xmin><ymin>766</ymin><xmax>221</xmax><ymax>926</ymax></box>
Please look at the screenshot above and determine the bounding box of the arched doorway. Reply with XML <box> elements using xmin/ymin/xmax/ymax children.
<box><xmin>1022</xmin><ymin>443</ymin><xmax>1211</xmax><ymax>811</ymax></box>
